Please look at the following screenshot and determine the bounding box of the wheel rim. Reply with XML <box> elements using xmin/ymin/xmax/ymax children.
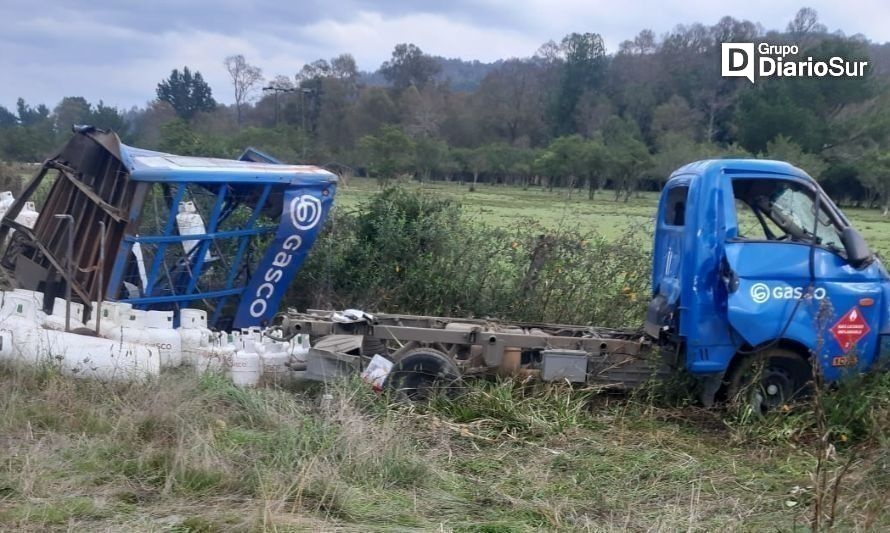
<box><xmin>391</xmin><ymin>369</ymin><xmax>453</xmax><ymax>401</ymax></box>
<box><xmin>749</xmin><ymin>366</ymin><xmax>794</xmax><ymax>415</ymax></box>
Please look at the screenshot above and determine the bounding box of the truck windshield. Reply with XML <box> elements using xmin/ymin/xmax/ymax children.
<box><xmin>732</xmin><ymin>179</ymin><xmax>844</xmax><ymax>251</ymax></box>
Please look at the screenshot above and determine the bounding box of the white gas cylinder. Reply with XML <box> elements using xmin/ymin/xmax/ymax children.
<box><xmin>146</xmin><ymin>310</ymin><xmax>182</xmax><ymax>368</ymax></box>
<box><xmin>179</xmin><ymin>308</ymin><xmax>211</xmax><ymax>367</ymax></box>
<box><xmin>230</xmin><ymin>342</ymin><xmax>262</xmax><ymax>387</ymax></box>
<box><xmin>0</xmin><ymin>292</ymin><xmax>160</xmax><ymax>380</ymax></box>
<box><xmin>43</xmin><ymin>297</ymin><xmax>85</xmax><ymax>330</ymax></box>
<box><xmin>289</xmin><ymin>333</ymin><xmax>312</xmax><ymax>363</ymax></box>
<box><xmin>15</xmin><ymin>201</ymin><xmax>39</xmax><ymax>229</ymax></box>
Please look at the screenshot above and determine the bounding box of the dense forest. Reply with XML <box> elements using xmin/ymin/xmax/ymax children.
<box><xmin>4</xmin><ymin>7</ymin><xmax>890</xmax><ymax>206</ymax></box>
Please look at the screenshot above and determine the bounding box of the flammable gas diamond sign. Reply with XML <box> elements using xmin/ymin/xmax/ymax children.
<box><xmin>829</xmin><ymin>306</ymin><xmax>870</xmax><ymax>351</ymax></box>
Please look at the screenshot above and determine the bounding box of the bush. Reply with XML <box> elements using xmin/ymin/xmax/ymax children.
<box><xmin>0</xmin><ymin>161</ymin><xmax>24</xmax><ymax>197</ymax></box>
<box><xmin>290</xmin><ymin>185</ymin><xmax>650</xmax><ymax>327</ymax></box>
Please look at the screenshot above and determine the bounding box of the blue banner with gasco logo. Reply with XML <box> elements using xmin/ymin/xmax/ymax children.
<box><xmin>233</xmin><ymin>184</ymin><xmax>336</xmax><ymax>328</ymax></box>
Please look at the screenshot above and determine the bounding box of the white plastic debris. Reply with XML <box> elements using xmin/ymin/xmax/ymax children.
<box><xmin>331</xmin><ymin>309</ymin><xmax>374</xmax><ymax>323</ymax></box>
<box><xmin>361</xmin><ymin>354</ymin><xmax>394</xmax><ymax>391</ymax></box>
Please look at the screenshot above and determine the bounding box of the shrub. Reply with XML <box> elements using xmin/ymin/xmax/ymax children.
<box><xmin>290</xmin><ymin>185</ymin><xmax>650</xmax><ymax>327</ymax></box>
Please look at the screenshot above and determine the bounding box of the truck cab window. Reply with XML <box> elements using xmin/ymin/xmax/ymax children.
<box><xmin>731</xmin><ymin>178</ymin><xmax>844</xmax><ymax>251</ymax></box>
<box><xmin>664</xmin><ymin>186</ymin><xmax>688</xmax><ymax>226</ymax></box>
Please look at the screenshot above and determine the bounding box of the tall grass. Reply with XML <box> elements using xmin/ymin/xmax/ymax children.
<box><xmin>2</xmin><ymin>361</ymin><xmax>887</xmax><ymax>530</ymax></box>
<box><xmin>0</xmin><ymin>363</ymin><xmax>433</xmax><ymax>530</ymax></box>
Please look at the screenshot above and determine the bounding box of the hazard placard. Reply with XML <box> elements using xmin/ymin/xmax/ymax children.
<box><xmin>829</xmin><ymin>306</ymin><xmax>870</xmax><ymax>351</ymax></box>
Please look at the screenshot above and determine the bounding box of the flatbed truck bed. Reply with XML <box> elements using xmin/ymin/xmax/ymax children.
<box><xmin>281</xmin><ymin>309</ymin><xmax>672</xmax><ymax>391</ymax></box>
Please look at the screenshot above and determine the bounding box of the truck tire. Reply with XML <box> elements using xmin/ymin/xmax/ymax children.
<box><xmin>726</xmin><ymin>348</ymin><xmax>811</xmax><ymax>415</ymax></box>
<box><xmin>384</xmin><ymin>347</ymin><xmax>461</xmax><ymax>403</ymax></box>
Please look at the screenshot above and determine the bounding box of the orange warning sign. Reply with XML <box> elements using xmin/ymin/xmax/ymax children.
<box><xmin>829</xmin><ymin>306</ymin><xmax>870</xmax><ymax>351</ymax></box>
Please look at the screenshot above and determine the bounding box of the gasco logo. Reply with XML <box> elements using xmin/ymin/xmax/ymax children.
<box><xmin>750</xmin><ymin>282</ymin><xmax>826</xmax><ymax>304</ymax></box>
<box><xmin>249</xmin><ymin>194</ymin><xmax>324</xmax><ymax>319</ymax></box>
<box><xmin>290</xmin><ymin>194</ymin><xmax>322</xmax><ymax>231</ymax></box>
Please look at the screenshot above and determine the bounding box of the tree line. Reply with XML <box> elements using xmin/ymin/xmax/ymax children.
<box><xmin>3</xmin><ymin>7</ymin><xmax>890</xmax><ymax>206</ymax></box>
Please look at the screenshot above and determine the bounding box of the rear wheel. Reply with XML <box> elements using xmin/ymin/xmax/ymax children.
<box><xmin>384</xmin><ymin>348</ymin><xmax>461</xmax><ymax>403</ymax></box>
<box><xmin>726</xmin><ymin>348</ymin><xmax>811</xmax><ymax>415</ymax></box>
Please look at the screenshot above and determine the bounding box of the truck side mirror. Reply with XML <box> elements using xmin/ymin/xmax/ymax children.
<box><xmin>841</xmin><ymin>227</ymin><xmax>873</xmax><ymax>269</ymax></box>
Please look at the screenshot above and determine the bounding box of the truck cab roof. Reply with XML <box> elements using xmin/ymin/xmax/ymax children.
<box><xmin>668</xmin><ymin>159</ymin><xmax>813</xmax><ymax>184</ymax></box>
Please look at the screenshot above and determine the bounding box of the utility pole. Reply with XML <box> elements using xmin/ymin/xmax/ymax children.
<box><xmin>300</xmin><ymin>87</ymin><xmax>315</xmax><ymax>161</ymax></box>
<box><xmin>261</xmin><ymin>85</ymin><xmax>295</xmax><ymax>126</ymax></box>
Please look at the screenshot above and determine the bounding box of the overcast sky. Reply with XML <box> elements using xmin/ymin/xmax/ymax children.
<box><xmin>3</xmin><ymin>0</ymin><xmax>889</xmax><ymax>111</ymax></box>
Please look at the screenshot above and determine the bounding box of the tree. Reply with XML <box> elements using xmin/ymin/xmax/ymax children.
<box><xmin>158</xmin><ymin>118</ymin><xmax>223</xmax><ymax>156</ymax></box>
<box><xmin>0</xmin><ymin>106</ymin><xmax>17</xmax><ymax>129</ymax></box>
<box><xmin>787</xmin><ymin>7</ymin><xmax>827</xmax><ymax>38</ymax></box>
<box><xmin>534</xmin><ymin>136</ymin><xmax>607</xmax><ymax>197</ymax></box>
<box><xmin>413</xmin><ymin>136</ymin><xmax>450</xmax><ymax>182</ymax></box>
<box><xmin>602</xmin><ymin>116</ymin><xmax>652</xmax><ymax>201</ymax></box>
<box><xmin>535</xmin><ymin>135</ymin><xmax>588</xmax><ymax>193</ymax></box>
<box><xmin>297</xmin><ymin>59</ymin><xmax>332</xmax><ymax>83</ymax></box>
<box><xmin>90</xmin><ymin>101</ymin><xmax>127</xmax><ymax>136</ymax></box>
<box><xmin>475</xmin><ymin>59</ymin><xmax>547</xmax><ymax>145</ymax></box>
<box><xmin>224</xmin><ymin>55</ymin><xmax>263</xmax><ymax>125</ymax></box>
<box><xmin>651</xmin><ymin>132</ymin><xmax>720</xmax><ymax>188</ymax></box>
<box><xmin>3</xmin><ymin>99</ymin><xmax>55</xmax><ymax>161</ymax></box>
<box><xmin>156</xmin><ymin>67</ymin><xmax>217</xmax><ymax>120</ymax></box>
<box><xmin>53</xmin><ymin>97</ymin><xmax>92</xmax><ymax>136</ymax></box>
<box><xmin>358</xmin><ymin>125</ymin><xmax>415</xmax><ymax>185</ymax></box>
<box><xmin>552</xmin><ymin>32</ymin><xmax>607</xmax><ymax>135</ymax></box>
<box><xmin>651</xmin><ymin>95</ymin><xmax>701</xmax><ymax>143</ymax></box>
<box><xmin>618</xmin><ymin>29</ymin><xmax>657</xmax><ymax>55</ymax></box>
<box><xmin>330</xmin><ymin>54</ymin><xmax>358</xmax><ymax>80</ymax></box>
<box><xmin>16</xmin><ymin>98</ymin><xmax>50</xmax><ymax>127</ymax></box>
<box><xmin>453</xmin><ymin>146</ymin><xmax>490</xmax><ymax>191</ymax></box>
<box><xmin>295</xmin><ymin>54</ymin><xmax>361</xmax><ymax>157</ymax></box>
<box><xmin>735</xmin><ymin>83</ymin><xmax>822</xmax><ymax>154</ymax></box>
<box><xmin>380</xmin><ymin>44</ymin><xmax>441</xmax><ymax>90</ymax></box>
<box><xmin>764</xmin><ymin>135</ymin><xmax>827</xmax><ymax>179</ymax></box>
<box><xmin>856</xmin><ymin>150</ymin><xmax>890</xmax><ymax>211</ymax></box>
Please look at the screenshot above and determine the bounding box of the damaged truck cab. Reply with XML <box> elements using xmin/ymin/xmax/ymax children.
<box><xmin>648</xmin><ymin>159</ymin><xmax>889</xmax><ymax>406</ymax></box>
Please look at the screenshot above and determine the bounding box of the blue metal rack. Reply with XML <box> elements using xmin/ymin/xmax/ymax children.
<box><xmin>0</xmin><ymin>128</ymin><xmax>337</xmax><ymax>330</ymax></box>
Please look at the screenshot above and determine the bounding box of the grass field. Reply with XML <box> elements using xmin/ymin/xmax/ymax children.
<box><xmin>1</xmin><ymin>365</ymin><xmax>887</xmax><ymax>532</ymax></box>
<box><xmin>336</xmin><ymin>177</ymin><xmax>890</xmax><ymax>256</ymax></box>
<box><xmin>0</xmin><ymin>174</ymin><xmax>888</xmax><ymax>531</ymax></box>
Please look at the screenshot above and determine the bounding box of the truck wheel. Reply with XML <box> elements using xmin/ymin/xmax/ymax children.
<box><xmin>726</xmin><ymin>348</ymin><xmax>811</xmax><ymax>415</ymax></box>
<box><xmin>384</xmin><ymin>348</ymin><xmax>461</xmax><ymax>403</ymax></box>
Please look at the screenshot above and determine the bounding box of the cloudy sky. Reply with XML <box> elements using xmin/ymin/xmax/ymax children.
<box><xmin>3</xmin><ymin>0</ymin><xmax>889</xmax><ymax>110</ymax></box>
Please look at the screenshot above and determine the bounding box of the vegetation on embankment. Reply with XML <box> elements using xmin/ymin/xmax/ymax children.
<box><xmin>1</xmin><ymin>185</ymin><xmax>888</xmax><ymax>531</ymax></box>
<box><xmin>0</xmin><ymin>363</ymin><xmax>887</xmax><ymax>531</ymax></box>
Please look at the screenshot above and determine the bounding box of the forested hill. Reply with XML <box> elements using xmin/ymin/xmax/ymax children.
<box><xmin>360</xmin><ymin>57</ymin><xmax>500</xmax><ymax>91</ymax></box>
<box><xmin>5</xmin><ymin>7</ymin><xmax>890</xmax><ymax>207</ymax></box>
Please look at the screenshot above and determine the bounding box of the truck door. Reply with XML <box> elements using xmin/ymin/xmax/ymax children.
<box><xmin>646</xmin><ymin>180</ymin><xmax>689</xmax><ymax>337</ymax></box>
<box><xmin>723</xmin><ymin>176</ymin><xmax>884</xmax><ymax>380</ymax></box>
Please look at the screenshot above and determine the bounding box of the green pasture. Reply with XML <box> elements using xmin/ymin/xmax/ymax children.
<box><xmin>336</xmin><ymin>177</ymin><xmax>890</xmax><ymax>256</ymax></box>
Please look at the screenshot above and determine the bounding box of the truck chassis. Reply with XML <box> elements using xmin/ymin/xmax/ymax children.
<box><xmin>281</xmin><ymin>309</ymin><xmax>672</xmax><ymax>390</ymax></box>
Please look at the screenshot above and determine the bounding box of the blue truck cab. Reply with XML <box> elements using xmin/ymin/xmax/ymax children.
<box><xmin>647</xmin><ymin>159</ymin><xmax>889</xmax><ymax>408</ymax></box>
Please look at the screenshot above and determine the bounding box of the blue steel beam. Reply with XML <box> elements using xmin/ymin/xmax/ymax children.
<box><xmin>123</xmin><ymin>226</ymin><xmax>275</xmax><ymax>244</ymax></box>
<box><xmin>184</xmin><ymin>184</ymin><xmax>228</xmax><ymax>296</ymax></box>
<box><xmin>144</xmin><ymin>185</ymin><xmax>186</xmax><ymax>298</ymax></box>
<box><xmin>211</xmin><ymin>183</ymin><xmax>273</xmax><ymax>325</ymax></box>
<box><xmin>122</xmin><ymin>287</ymin><xmax>244</xmax><ymax>306</ymax></box>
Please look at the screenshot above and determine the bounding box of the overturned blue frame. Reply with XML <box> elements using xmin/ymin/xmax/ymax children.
<box><xmin>105</xmin><ymin>144</ymin><xmax>338</xmax><ymax>329</ymax></box>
